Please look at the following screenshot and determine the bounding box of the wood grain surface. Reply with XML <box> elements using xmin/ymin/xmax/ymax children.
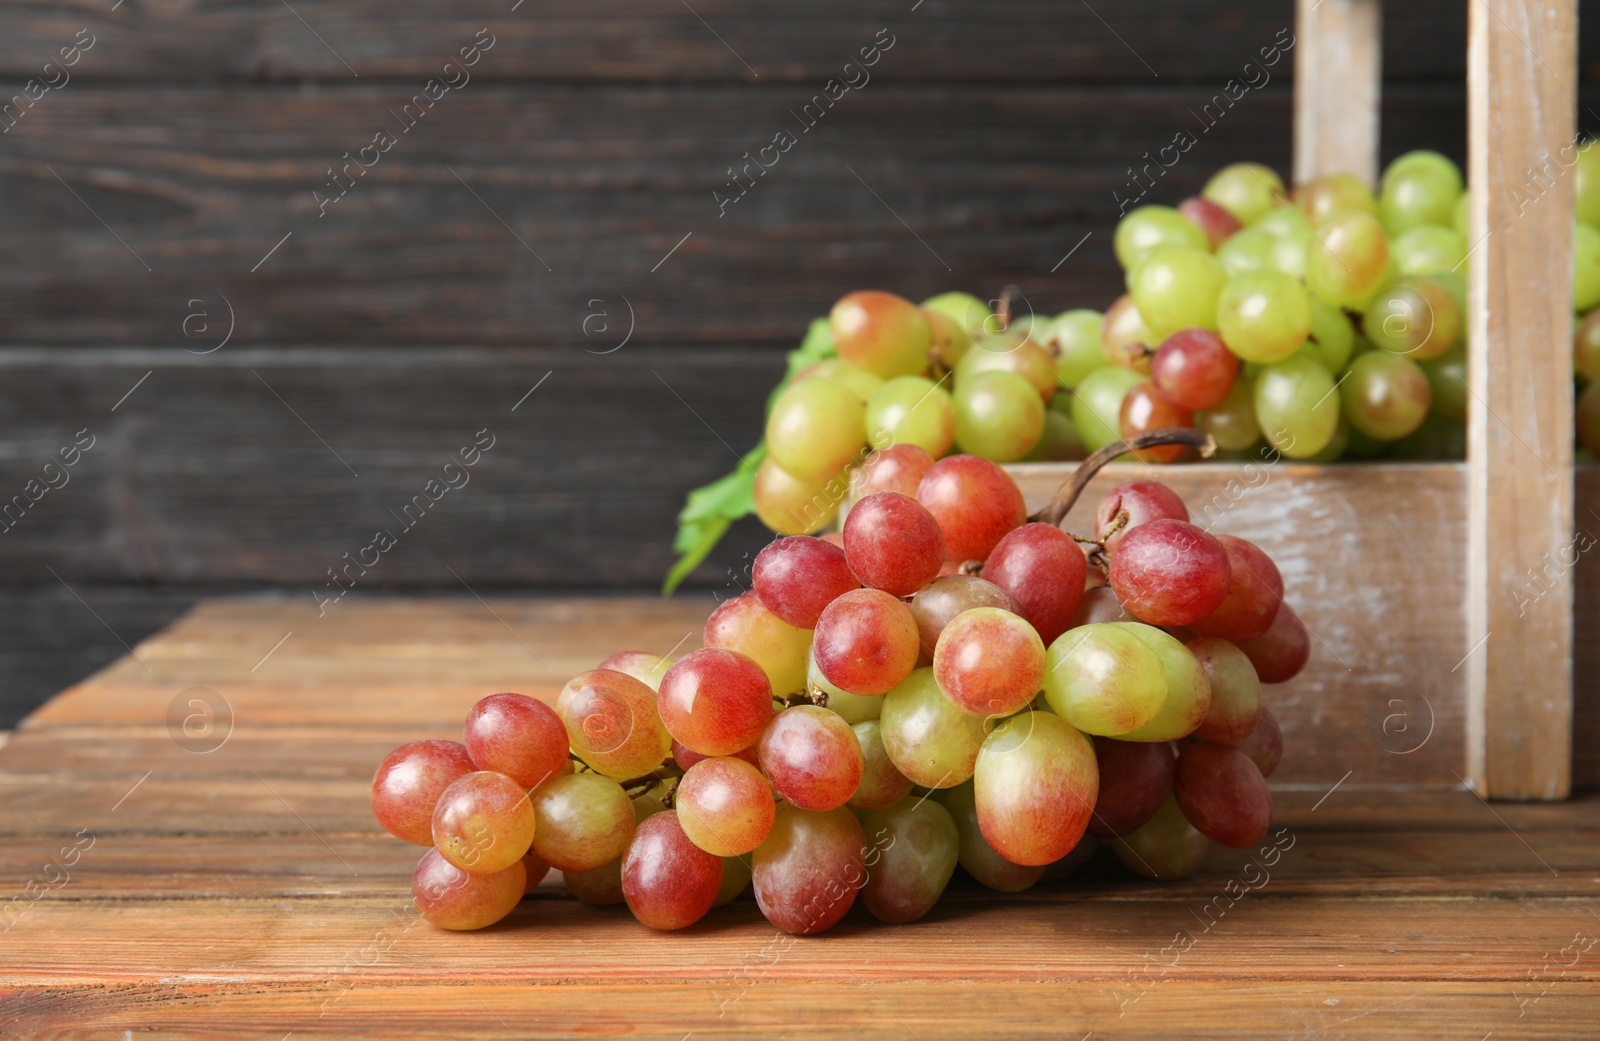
<box><xmin>1293</xmin><ymin>0</ymin><xmax>1382</xmax><ymax>185</ymax></box>
<box><xmin>1</xmin><ymin>597</ymin><xmax>1597</xmax><ymax>1038</ymax></box>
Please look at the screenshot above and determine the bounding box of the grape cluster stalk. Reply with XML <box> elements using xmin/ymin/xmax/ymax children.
<box><xmin>374</xmin><ymin>436</ymin><xmax>1298</xmax><ymax>933</ymax></box>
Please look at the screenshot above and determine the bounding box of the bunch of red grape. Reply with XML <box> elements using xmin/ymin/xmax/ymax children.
<box><xmin>375</xmin><ymin>448</ymin><xmax>1299</xmax><ymax>934</ymax></box>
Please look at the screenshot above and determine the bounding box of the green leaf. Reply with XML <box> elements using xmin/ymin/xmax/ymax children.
<box><xmin>662</xmin><ymin>515</ymin><xmax>732</xmax><ymax>596</ymax></box>
<box><xmin>766</xmin><ymin>317</ymin><xmax>836</xmax><ymax>415</ymax></box>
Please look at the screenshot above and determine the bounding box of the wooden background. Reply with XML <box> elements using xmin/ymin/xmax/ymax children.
<box><xmin>0</xmin><ymin>1</ymin><xmax>1596</xmax><ymax>728</ymax></box>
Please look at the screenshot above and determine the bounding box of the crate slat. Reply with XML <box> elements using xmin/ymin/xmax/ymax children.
<box><xmin>1293</xmin><ymin>0</ymin><xmax>1382</xmax><ymax>185</ymax></box>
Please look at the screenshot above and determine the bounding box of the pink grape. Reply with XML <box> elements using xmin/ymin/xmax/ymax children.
<box><xmin>908</xmin><ymin>574</ymin><xmax>1019</xmax><ymax>659</ymax></box>
<box><xmin>557</xmin><ymin>669</ymin><xmax>672</xmax><ymax>778</ymax></box>
<box><xmin>850</xmin><ymin>719</ymin><xmax>914</xmax><ymax>810</ymax></box>
<box><xmin>1094</xmin><ymin>481</ymin><xmax>1189</xmax><ymax>554</ymax></box>
<box><xmin>753</xmin><ymin>536</ymin><xmax>859</xmax><ymax>628</ymax></box>
<box><xmin>1088</xmin><ymin>736</ymin><xmax>1175</xmax><ymax>838</ymax></box>
<box><xmin>830</xmin><ymin>290</ymin><xmax>934</xmax><ymax>379</ymax></box>
<box><xmin>1236</xmin><ymin>705</ymin><xmax>1284</xmax><ymax>777</ymax></box>
<box><xmin>1234</xmin><ymin>606</ymin><xmax>1311</xmax><ymax>683</ymax></box>
<box><xmin>843</xmin><ymin>492</ymin><xmax>946</xmax><ymax>596</ymax></box>
<box><xmin>529</xmin><ymin>772</ymin><xmax>636</xmax><ymax>872</ymax></box>
<box><xmin>597</xmin><ymin>651</ymin><xmax>674</xmax><ymax>691</ymax></box>
<box><xmin>621</xmin><ymin>811</ymin><xmax>724</xmax><ymax>930</ymax></box>
<box><xmin>853</xmin><ymin>444</ymin><xmax>937</xmax><ymax>499</ymax></box>
<box><xmin>1102</xmin><ymin>293</ymin><xmax>1154</xmax><ymax>371</ymax></box>
<box><xmin>860</xmin><ymin>797</ymin><xmax>960</xmax><ymax>924</ymax></box>
<box><xmin>1189</xmin><ymin>535</ymin><xmax>1284</xmax><ymax>641</ymax></box>
<box><xmin>564</xmin><ymin>857</ymin><xmax>624</xmax><ymax>906</ymax></box>
<box><xmin>758</xmin><ymin>705</ymin><xmax>864</xmax><ymax>812</ymax></box>
<box><xmin>412</xmin><ymin>847</ymin><xmax>525</xmax><ymax>931</ymax></box>
<box><xmin>983</xmin><ymin>523</ymin><xmax>1088</xmax><ymax>645</ymax></box>
<box><xmin>1190</xmin><ymin>637</ymin><xmax>1264</xmax><ymax>744</ymax></box>
<box><xmin>1151</xmin><ymin>328</ymin><xmax>1239</xmax><ymax>410</ymax></box>
<box><xmin>672</xmin><ymin>737</ymin><xmax>761</xmax><ymax>772</ymax></box>
<box><xmin>1069</xmin><ymin>586</ymin><xmax>1130</xmax><ymax>627</ymax></box>
<box><xmin>371</xmin><ymin>740</ymin><xmax>476</xmax><ymax>846</ymax></box>
<box><xmin>812</xmin><ymin>588</ymin><xmax>921</xmax><ymax>696</ymax></box>
<box><xmin>974</xmin><ymin>711</ymin><xmax>1098</xmax><ymax>866</ymax></box>
<box><xmin>1111</xmin><ymin>794</ymin><xmax>1210</xmax><ymax>880</ymax></box>
<box><xmin>1174</xmin><ymin>742</ymin><xmax>1272</xmax><ymax>848</ymax></box>
<box><xmin>1120</xmin><ymin>382</ymin><xmax>1195</xmax><ymax>464</ymax></box>
<box><xmin>676</xmin><ymin>756</ymin><xmax>776</xmax><ymax>856</ymax></box>
<box><xmin>1178</xmin><ymin>196</ymin><xmax>1243</xmax><ymax>250</ymax></box>
<box><xmin>1109</xmin><ymin>519</ymin><xmax>1231</xmax><ymax>627</ymax></box>
<box><xmin>703</xmin><ymin>592</ymin><xmax>810</xmax><ymax>696</ymax></box>
<box><xmin>464</xmin><ymin>692</ymin><xmax>570</xmax><ymax>791</ymax></box>
<box><xmin>658</xmin><ymin>648</ymin><xmax>775</xmax><ymax>756</ymax></box>
<box><xmin>431</xmin><ymin>770</ymin><xmax>536</xmax><ymax>875</ymax></box>
<box><xmin>932</xmin><ymin>608</ymin><xmax>1046</xmax><ymax>717</ymax></box>
<box><xmin>522</xmin><ymin>849</ymin><xmax>551</xmax><ymax>893</ymax></box>
<box><xmin>916</xmin><ymin>455</ymin><xmax>1027</xmax><ymax>561</ymax></box>
<box><xmin>940</xmin><ymin>781</ymin><xmax>1045</xmax><ymax>892</ymax></box>
<box><xmin>752</xmin><ymin>804</ymin><xmax>866</xmax><ymax>935</ymax></box>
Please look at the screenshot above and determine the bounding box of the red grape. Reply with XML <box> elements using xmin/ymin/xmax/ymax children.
<box><xmin>932</xmin><ymin>607</ymin><xmax>1046</xmax><ymax>717</ymax></box>
<box><xmin>1174</xmin><ymin>741</ymin><xmax>1272</xmax><ymax>848</ymax></box>
<box><xmin>849</xmin><ymin>719</ymin><xmax>914</xmax><ymax>810</ymax></box>
<box><xmin>464</xmin><ymin>693</ymin><xmax>570</xmax><ymax>791</ymax></box>
<box><xmin>916</xmin><ymin>455</ymin><xmax>1027</xmax><ymax>561</ymax></box>
<box><xmin>812</xmin><ymin>588</ymin><xmax>920</xmax><ymax>695</ymax></box>
<box><xmin>752</xmin><ymin>804</ymin><xmax>866</xmax><ymax>935</ymax></box>
<box><xmin>830</xmin><ymin>290</ymin><xmax>934</xmax><ymax>379</ymax></box>
<box><xmin>983</xmin><ymin>523</ymin><xmax>1088</xmax><ymax>645</ymax></box>
<box><xmin>703</xmin><ymin>592</ymin><xmax>810</xmax><ymax>696</ymax></box>
<box><xmin>753</xmin><ymin>536</ymin><xmax>859</xmax><ymax>628</ymax></box>
<box><xmin>1189</xmin><ymin>535</ymin><xmax>1284</xmax><ymax>641</ymax></box>
<box><xmin>522</xmin><ymin>849</ymin><xmax>551</xmax><ymax>893</ymax></box>
<box><xmin>1109</xmin><ymin>519</ymin><xmax>1232</xmax><ymax>627</ymax></box>
<box><xmin>1111</xmin><ymin>794</ymin><xmax>1209</xmax><ymax>880</ymax></box>
<box><xmin>1178</xmin><ymin>196</ymin><xmax>1243</xmax><ymax>250</ymax></box>
<box><xmin>412</xmin><ymin>847</ymin><xmax>525</xmax><ymax>930</ymax></box>
<box><xmin>658</xmin><ymin>648</ymin><xmax>775</xmax><ymax>756</ymax></box>
<box><xmin>564</xmin><ymin>858</ymin><xmax>624</xmax><ymax>906</ymax></box>
<box><xmin>1189</xmin><ymin>637</ymin><xmax>1263</xmax><ymax>744</ymax></box>
<box><xmin>853</xmin><ymin>444</ymin><xmax>937</xmax><ymax>499</ymax></box>
<box><xmin>941</xmin><ymin>781</ymin><xmax>1045</xmax><ymax>892</ymax></box>
<box><xmin>1234</xmin><ymin>606</ymin><xmax>1311</xmax><ymax>683</ymax></box>
<box><xmin>1088</xmin><ymin>736</ymin><xmax>1176</xmax><ymax>838</ymax></box>
<box><xmin>908</xmin><ymin>574</ymin><xmax>1019</xmax><ymax>659</ymax></box>
<box><xmin>672</xmin><ymin>737</ymin><xmax>761</xmax><ymax>771</ymax></box>
<box><xmin>974</xmin><ymin>711</ymin><xmax>1098</xmax><ymax>866</ymax></box>
<box><xmin>1150</xmin><ymin>328</ymin><xmax>1239</xmax><ymax>410</ymax></box>
<box><xmin>676</xmin><ymin>755</ymin><xmax>776</xmax><ymax>856</ymax></box>
<box><xmin>557</xmin><ymin>669</ymin><xmax>672</xmax><ymax>778</ymax></box>
<box><xmin>1069</xmin><ymin>586</ymin><xmax>1129</xmax><ymax>628</ymax></box>
<box><xmin>597</xmin><ymin>651</ymin><xmax>674</xmax><ymax>691</ymax></box>
<box><xmin>758</xmin><ymin>705</ymin><xmax>864</xmax><ymax>812</ymax></box>
<box><xmin>1119</xmin><ymin>381</ymin><xmax>1195</xmax><ymax>464</ymax></box>
<box><xmin>371</xmin><ymin>740</ymin><xmax>476</xmax><ymax>846</ymax></box>
<box><xmin>1236</xmin><ymin>705</ymin><xmax>1284</xmax><ymax>777</ymax></box>
<box><xmin>431</xmin><ymin>771</ymin><xmax>537</xmax><ymax>875</ymax></box>
<box><xmin>859</xmin><ymin>797</ymin><xmax>960</xmax><ymax>924</ymax></box>
<box><xmin>1094</xmin><ymin>481</ymin><xmax>1189</xmax><ymax>554</ymax></box>
<box><xmin>843</xmin><ymin>492</ymin><xmax>946</xmax><ymax>596</ymax></box>
<box><xmin>621</xmin><ymin>811</ymin><xmax>724</xmax><ymax>930</ymax></box>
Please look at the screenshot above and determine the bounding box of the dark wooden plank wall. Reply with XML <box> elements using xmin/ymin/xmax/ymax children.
<box><xmin>0</xmin><ymin>0</ymin><xmax>1591</xmax><ymax>726</ymax></box>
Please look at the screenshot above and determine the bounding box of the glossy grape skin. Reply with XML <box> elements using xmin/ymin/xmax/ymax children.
<box><xmin>1119</xmin><ymin>381</ymin><xmax>1195</xmax><ymax>463</ymax></box>
<box><xmin>1111</xmin><ymin>794</ymin><xmax>1209</xmax><ymax>880</ymax></box>
<box><xmin>766</xmin><ymin>377</ymin><xmax>867</xmax><ymax>482</ymax></box>
<box><xmin>853</xmin><ymin>444</ymin><xmax>937</xmax><ymax>500</ymax></box>
<box><xmin>564</xmin><ymin>857</ymin><xmax>625</xmax><ymax>905</ymax></box>
<box><xmin>939</xmin><ymin>781</ymin><xmax>1046</xmax><ymax>892</ymax></box>
<box><xmin>676</xmin><ymin>756</ymin><xmax>776</xmax><ymax>857</ymax></box>
<box><xmin>1109</xmin><ymin>519</ymin><xmax>1231</xmax><ymax>628</ymax></box>
<box><xmin>974</xmin><ymin>711</ymin><xmax>1097</xmax><ymax>866</ymax></box>
<box><xmin>860</xmin><ymin>797</ymin><xmax>960</xmax><ymax>924</ymax></box>
<box><xmin>1050</xmin><ymin>309</ymin><xmax>1110</xmax><ymax>388</ymax></box>
<box><xmin>850</xmin><ymin>719</ymin><xmax>915</xmax><ymax>810</ymax></box>
<box><xmin>1113</xmin><ymin>622</ymin><xmax>1213</xmax><ymax>742</ymax></box>
<box><xmin>1131</xmin><ymin>247</ymin><xmax>1226</xmax><ymax>341</ymax></box>
<box><xmin>1217</xmin><ymin>227</ymin><xmax>1278</xmax><ymax>277</ymax></box>
<box><xmin>1301</xmin><ymin>296</ymin><xmax>1355</xmax><ymax>375</ymax></box>
<box><xmin>922</xmin><ymin>290</ymin><xmax>993</xmax><ymax>340</ymax></box>
<box><xmin>1421</xmin><ymin>344</ymin><xmax>1469</xmax><ymax>422</ymax></box>
<box><xmin>1579</xmin><ymin>225</ymin><xmax>1600</xmax><ymax>312</ymax></box>
<box><xmin>1236</xmin><ymin>705</ymin><xmax>1285</xmax><ymax>778</ymax></box>
<box><xmin>812</xmin><ymin>588</ymin><xmax>920</xmax><ymax>696</ymax></box>
<box><xmin>672</xmin><ymin>737</ymin><xmax>761</xmax><ymax>773</ymax></box>
<box><xmin>1577</xmin><ymin>310</ymin><xmax>1600</xmax><ymax>382</ymax></box>
<box><xmin>371</xmin><ymin>740</ymin><xmax>477</xmax><ymax>846</ymax></box>
<box><xmin>908</xmin><ymin>575</ymin><xmax>1019</xmax><ymax>658</ymax></box>
<box><xmin>1254</xmin><ymin>354</ymin><xmax>1340</xmax><ymax>459</ymax></box>
<box><xmin>463</xmin><ymin>693</ymin><xmax>570</xmax><ymax>792</ymax></box>
<box><xmin>1234</xmin><ymin>606</ymin><xmax>1312</xmax><ymax>684</ymax></box>
<box><xmin>983</xmin><ymin>523</ymin><xmax>1088</xmax><ymax>646</ymax></box>
<box><xmin>1203</xmin><ymin>162</ymin><xmax>1285</xmax><ymax>225</ymax></box>
<box><xmin>1023</xmin><ymin>397</ymin><xmax>1089</xmax><ymax>462</ymax></box>
<box><xmin>597</xmin><ymin>651</ymin><xmax>673</xmax><ymax>692</ymax></box>
<box><xmin>1189</xmin><ymin>638</ymin><xmax>1264</xmax><ymax>744</ymax></box>
<box><xmin>1042</xmin><ymin>623</ymin><xmax>1167</xmax><ymax>736</ymax></box>
<box><xmin>1189</xmin><ymin>535</ymin><xmax>1284</xmax><ymax>642</ymax></box>
<box><xmin>751</xmin><ymin>456</ymin><xmax>847</xmax><ymax>536</ymax></box>
<box><xmin>1393</xmin><ymin>226</ymin><xmax>1467</xmax><ymax>276</ymax></box>
<box><xmin>557</xmin><ymin>669</ymin><xmax>672</xmax><ymax>779</ymax></box>
<box><xmin>916</xmin><ymin>455</ymin><xmax>1027</xmax><ymax>561</ymax></box>
<box><xmin>1094</xmin><ymin>481</ymin><xmax>1189</xmax><ymax>554</ymax></box>
<box><xmin>795</xmin><ymin>357</ymin><xmax>885</xmax><ymax>403</ymax></box>
<box><xmin>1179</xmin><ymin>196</ymin><xmax>1243</xmax><ymax>250</ymax></box>
<box><xmin>1150</xmin><ymin>329</ymin><xmax>1239</xmax><ymax>411</ymax></box>
<box><xmin>753</xmin><ymin>536</ymin><xmax>859</xmax><ymax>629</ymax></box>
<box><xmin>808</xmin><ymin>648</ymin><xmax>884</xmax><ymax>724</ymax></box>
<box><xmin>528</xmin><ymin>772</ymin><xmax>635</xmax><ymax>872</ymax></box>
<box><xmin>1305</xmin><ymin>210</ymin><xmax>1390</xmax><ymax>309</ymax></box>
<box><xmin>1296</xmin><ymin>173</ymin><xmax>1378</xmax><ymax>223</ymax></box>
<box><xmin>952</xmin><ymin>371</ymin><xmax>1046</xmax><ymax>462</ymax></box>
<box><xmin>830</xmin><ymin>290</ymin><xmax>934</xmax><ymax>379</ymax></box>
<box><xmin>844</xmin><ymin>492</ymin><xmax>946</xmax><ymax>597</ymax></box>
<box><xmin>1174</xmin><ymin>741</ymin><xmax>1272</xmax><ymax>848</ymax></box>
<box><xmin>1115</xmin><ymin>205</ymin><xmax>1211</xmax><ymax>270</ymax></box>
<box><xmin>431</xmin><ymin>771</ymin><xmax>537</xmax><ymax>875</ymax></box>
<box><xmin>1216</xmin><ymin>270</ymin><xmax>1313</xmax><ymax>364</ymax></box>
<box><xmin>715</xmin><ymin>854</ymin><xmax>753</xmax><ymax>907</ymax></box>
<box><xmin>879</xmin><ymin>667</ymin><xmax>991</xmax><ymax>788</ymax></box>
<box><xmin>1364</xmin><ymin>278</ymin><xmax>1462</xmax><ymax>360</ymax></box>
<box><xmin>1582</xmin><ymin>382</ymin><xmax>1600</xmax><ymax>456</ymax></box>
<box><xmin>704</xmin><ymin>592</ymin><xmax>812</xmax><ymax>697</ymax></box>
<box><xmin>924</xmin><ymin>307</ymin><xmax>973</xmax><ymax>370</ymax></box>
<box><xmin>1340</xmin><ymin>352</ymin><xmax>1432</xmax><ymax>441</ymax></box>
<box><xmin>866</xmin><ymin>376</ymin><xmax>956</xmax><ymax>457</ymax></box>
<box><xmin>1101</xmin><ymin>294</ymin><xmax>1154</xmax><ymax>371</ymax></box>
<box><xmin>933</xmin><ymin>608</ymin><xmax>1047</xmax><ymax>718</ymax></box>
<box><xmin>1379</xmin><ymin>151</ymin><xmax>1463</xmax><ymax>234</ymax></box>
<box><xmin>622</xmin><ymin>811</ymin><xmax>724</xmax><ymax>930</ymax></box>
<box><xmin>752</xmin><ymin>804</ymin><xmax>867</xmax><ymax>935</ymax></box>
<box><xmin>1072</xmin><ymin>367</ymin><xmax>1145</xmax><ymax>451</ymax></box>
<box><xmin>1088</xmin><ymin>736</ymin><xmax>1176</xmax><ymax>837</ymax></box>
<box><xmin>413</xmin><ymin>847</ymin><xmax>525</xmax><ymax>931</ymax></box>
<box><xmin>1200</xmin><ymin>377</ymin><xmax>1262</xmax><ymax>451</ymax></box>
<box><xmin>522</xmin><ymin>849</ymin><xmax>552</xmax><ymax>893</ymax></box>
<box><xmin>758</xmin><ymin>705</ymin><xmax>864</xmax><ymax>812</ymax></box>
<box><xmin>656</xmin><ymin>648</ymin><xmax>775</xmax><ymax>759</ymax></box>
<box><xmin>1069</xmin><ymin>586</ymin><xmax>1132</xmax><ymax>628</ymax></box>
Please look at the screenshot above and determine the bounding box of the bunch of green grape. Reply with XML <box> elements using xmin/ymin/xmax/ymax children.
<box><xmin>1568</xmin><ymin>144</ymin><xmax>1600</xmax><ymax>456</ymax></box>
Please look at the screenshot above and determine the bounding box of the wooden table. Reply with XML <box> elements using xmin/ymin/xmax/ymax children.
<box><xmin>2</xmin><ymin>597</ymin><xmax>1597</xmax><ymax>1038</ymax></box>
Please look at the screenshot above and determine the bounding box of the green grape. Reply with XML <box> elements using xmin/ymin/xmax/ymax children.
<box><xmin>1454</xmin><ymin>191</ymin><xmax>1470</xmax><ymax>239</ymax></box>
<box><xmin>859</xmin><ymin>797</ymin><xmax>960</xmax><ymax>924</ymax></box>
<box><xmin>1071</xmin><ymin>367</ymin><xmax>1144</xmax><ymax>452</ymax></box>
<box><xmin>1200</xmin><ymin>377</ymin><xmax>1261</xmax><ymax>451</ymax></box>
<box><xmin>808</xmin><ymin>648</ymin><xmax>882</xmax><ymax>725</ymax></box>
<box><xmin>925</xmin><ymin>307</ymin><xmax>974</xmax><ymax>370</ymax></box>
<box><xmin>1304</xmin><ymin>296</ymin><xmax>1355</xmax><ymax>373</ymax></box>
<box><xmin>1131</xmin><ymin>247</ymin><xmax>1226</xmax><ymax>340</ymax></box>
<box><xmin>1576</xmin><ymin>223</ymin><xmax>1600</xmax><ymax>312</ymax></box>
<box><xmin>1202</xmin><ymin>162</ymin><xmax>1285</xmax><ymax>225</ymax></box>
<box><xmin>1111</xmin><ymin>794</ymin><xmax>1208</xmax><ymax>880</ymax></box>
<box><xmin>1216</xmin><ymin>270</ymin><xmax>1312</xmax><ymax>364</ymax></box>
<box><xmin>1023</xmin><ymin>397</ymin><xmax>1088</xmax><ymax>462</ymax></box>
<box><xmin>1343</xmin><ymin>423</ymin><xmax>1389</xmax><ymax>459</ymax></box>
<box><xmin>1216</xmin><ymin>227</ymin><xmax>1277</xmax><ymax>277</ymax></box>
<box><xmin>1254</xmin><ymin>353</ymin><xmax>1340</xmax><ymax>459</ymax></box>
<box><xmin>1306</xmin><ymin>419</ymin><xmax>1350</xmax><ymax>461</ymax></box>
<box><xmin>799</xmin><ymin>359</ymin><xmax>884</xmax><ymax>403</ymax></box>
<box><xmin>940</xmin><ymin>780</ymin><xmax>1045</xmax><ymax>892</ymax></box>
<box><xmin>878</xmin><ymin>667</ymin><xmax>992</xmax><ymax>789</ymax></box>
<box><xmin>956</xmin><ymin>333</ymin><xmax>1059</xmax><ymax>402</ymax></box>
<box><xmin>1115</xmin><ymin>205</ymin><xmax>1210</xmax><ymax>270</ymax></box>
<box><xmin>1050</xmin><ymin>309</ymin><xmax>1109</xmax><ymax>388</ymax></box>
<box><xmin>529</xmin><ymin>773</ymin><xmax>636</xmax><ymax>873</ymax></box>
<box><xmin>1111</xmin><ymin>623</ymin><xmax>1211</xmax><ymax>742</ymax></box>
<box><xmin>1252</xmin><ymin>205</ymin><xmax>1312</xmax><ymax>240</ymax></box>
<box><xmin>866</xmin><ymin>375</ymin><xmax>955</xmax><ymax>457</ymax></box>
<box><xmin>952</xmin><ymin>371</ymin><xmax>1046</xmax><ymax>463</ymax></box>
<box><xmin>1101</xmin><ymin>294</ymin><xmax>1153</xmax><ymax>370</ymax></box>
<box><xmin>922</xmin><ymin>291</ymin><xmax>993</xmax><ymax>339</ymax></box>
<box><xmin>1576</xmin><ymin>310</ymin><xmax>1600</xmax><ymax>381</ymax></box>
<box><xmin>765</xmin><ymin>377</ymin><xmax>866</xmax><ymax>480</ymax></box>
<box><xmin>1340</xmin><ymin>351</ymin><xmax>1432</xmax><ymax>441</ymax></box>
<box><xmin>1383</xmin><ymin>150</ymin><xmax>1464</xmax><ymax>192</ymax></box>
<box><xmin>1305</xmin><ymin>210</ymin><xmax>1391</xmax><ymax>309</ymax></box>
<box><xmin>1388</xmin><ymin>413</ymin><xmax>1466</xmax><ymax>460</ymax></box>
<box><xmin>1041</xmin><ymin>623</ymin><xmax>1167</xmax><ymax>737</ymax></box>
<box><xmin>715</xmin><ymin>853</ymin><xmax>752</xmax><ymax>907</ymax></box>
<box><xmin>752</xmin><ymin>457</ymin><xmax>847</xmax><ymax>535</ymax></box>
<box><xmin>1363</xmin><ymin>277</ymin><xmax>1463</xmax><ymax>360</ymax></box>
<box><xmin>1421</xmin><ymin>343</ymin><xmax>1468</xmax><ymax>422</ymax></box>
<box><xmin>1267</xmin><ymin>234</ymin><xmax>1308</xmax><ymax>280</ymax></box>
<box><xmin>1379</xmin><ymin>152</ymin><xmax>1463</xmax><ymax>235</ymax></box>
<box><xmin>1296</xmin><ymin>173</ymin><xmax>1378</xmax><ymax>223</ymax></box>
<box><xmin>1392</xmin><ymin>225</ymin><xmax>1467</xmax><ymax>277</ymax></box>
<box><xmin>1575</xmin><ymin>144</ymin><xmax>1600</xmax><ymax>230</ymax></box>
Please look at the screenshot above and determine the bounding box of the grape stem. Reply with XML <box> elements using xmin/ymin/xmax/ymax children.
<box><xmin>1030</xmin><ymin>428</ymin><xmax>1216</xmax><ymax>528</ymax></box>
